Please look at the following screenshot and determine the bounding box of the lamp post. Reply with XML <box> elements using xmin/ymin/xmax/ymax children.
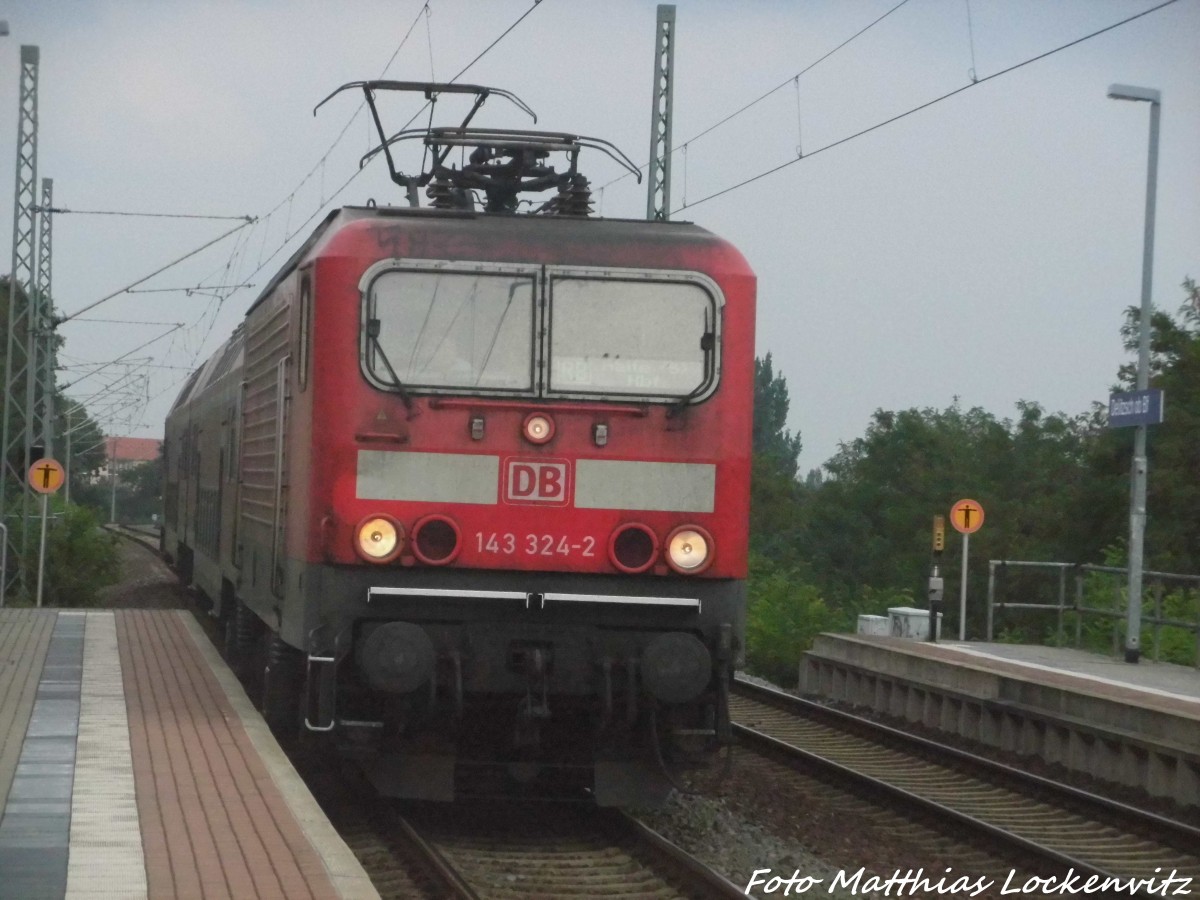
<box><xmin>1107</xmin><ymin>83</ymin><xmax>1160</xmax><ymax>664</ymax></box>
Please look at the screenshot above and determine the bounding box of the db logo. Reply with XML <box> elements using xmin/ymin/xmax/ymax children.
<box><xmin>505</xmin><ymin>459</ymin><xmax>570</xmax><ymax>505</ymax></box>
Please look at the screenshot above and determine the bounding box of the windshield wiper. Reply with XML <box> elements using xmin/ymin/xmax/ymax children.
<box><xmin>367</xmin><ymin>318</ymin><xmax>414</xmax><ymax>412</ymax></box>
<box><xmin>475</xmin><ymin>281</ymin><xmax>524</xmax><ymax>386</ymax></box>
<box><xmin>667</xmin><ymin>308</ymin><xmax>715</xmax><ymax>418</ymax></box>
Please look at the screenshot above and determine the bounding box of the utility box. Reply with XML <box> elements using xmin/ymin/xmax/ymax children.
<box><xmin>856</xmin><ymin>614</ymin><xmax>890</xmax><ymax>636</ymax></box>
<box><xmin>887</xmin><ymin>606</ymin><xmax>942</xmax><ymax>640</ymax></box>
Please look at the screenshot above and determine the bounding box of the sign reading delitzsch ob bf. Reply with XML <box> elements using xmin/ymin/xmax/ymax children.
<box><xmin>1108</xmin><ymin>389</ymin><xmax>1164</xmax><ymax>428</ymax></box>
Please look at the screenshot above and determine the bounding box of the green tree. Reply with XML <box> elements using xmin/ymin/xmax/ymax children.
<box><xmin>1083</xmin><ymin>277</ymin><xmax>1200</xmax><ymax>574</ymax></box>
<box><xmin>802</xmin><ymin>401</ymin><xmax>1097</xmax><ymax>635</ymax></box>
<box><xmin>742</xmin><ymin>279</ymin><xmax>1200</xmax><ymax>661</ymax></box>
<box><xmin>752</xmin><ymin>353</ymin><xmax>802</xmax><ymax>480</ymax></box>
<box><xmin>749</xmin><ymin>354</ymin><xmax>807</xmax><ymax>566</ymax></box>
<box><xmin>114</xmin><ymin>458</ymin><xmax>163</xmax><ymax>524</ymax></box>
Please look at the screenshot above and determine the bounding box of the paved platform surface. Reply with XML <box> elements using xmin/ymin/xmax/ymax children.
<box><xmin>0</xmin><ymin>609</ymin><xmax>378</xmax><ymax>900</ymax></box>
<box><xmin>882</xmin><ymin>637</ymin><xmax>1200</xmax><ymax>723</ymax></box>
<box><xmin>940</xmin><ymin>640</ymin><xmax>1200</xmax><ymax>711</ymax></box>
<box><xmin>804</xmin><ymin>634</ymin><xmax>1200</xmax><ymax>803</ymax></box>
<box><xmin>807</xmin><ymin>633</ymin><xmax>1200</xmax><ymax>749</ymax></box>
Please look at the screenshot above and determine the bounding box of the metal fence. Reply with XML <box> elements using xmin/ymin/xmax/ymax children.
<box><xmin>985</xmin><ymin>560</ymin><xmax>1200</xmax><ymax>668</ymax></box>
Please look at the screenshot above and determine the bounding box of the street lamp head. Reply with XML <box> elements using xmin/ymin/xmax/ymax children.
<box><xmin>1108</xmin><ymin>83</ymin><xmax>1161</xmax><ymax>104</ymax></box>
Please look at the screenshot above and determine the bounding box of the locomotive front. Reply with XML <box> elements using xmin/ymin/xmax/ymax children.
<box><xmin>288</xmin><ymin>207</ymin><xmax>754</xmax><ymax>802</ymax></box>
<box><xmin>187</xmin><ymin>86</ymin><xmax>762</xmax><ymax>803</ymax></box>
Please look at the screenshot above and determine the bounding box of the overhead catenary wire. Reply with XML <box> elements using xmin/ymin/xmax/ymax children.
<box><xmin>143</xmin><ymin>0</ymin><xmax>552</xmax><ymax>433</ymax></box>
<box><xmin>32</xmin><ymin>206</ymin><xmax>254</xmax><ymax>221</ymax></box>
<box><xmin>120</xmin><ymin>284</ymin><xmax>255</xmax><ymax>295</ymax></box>
<box><xmin>425</xmin><ymin>3</ymin><xmax>436</xmax><ymax>82</ymax></box>
<box><xmin>58</xmin><ymin>325</ymin><xmax>185</xmax><ymax>390</ymax></box>
<box><xmin>599</xmin><ymin>0</ymin><xmax>913</xmax><ymax>191</ymax></box>
<box><xmin>230</xmin><ymin>0</ymin><xmax>551</xmax><ymax>294</ymax></box>
<box><xmin>251</xmin><ymin>2</ymin><xmax>434</xmax><ymax>228</ymax></box>
<box><xmin>109</xmin><ymin>0</ymin><xmax>449</xmax><ymax>419</ymax></box>
<box><xmin>57</xmin><ymin>218</ymin><xmax>256</xmax><ymax>324</ymax></box>
<box><xmin>965</xmin><ymin>0</ymin><xmax>979</xmax><ymax>83</ymax></box>
<box><xmin>446</xmin><ymin>0</ymin><xmax>543</xmax><ymax>84</ymax></box>
<box><xmin>65</xmin><ymin>318</ymin><xmax>185</xmax><ymax>326</ymax></box>
<box><xmin>673</xmin><ymin>0</ymin><xmax>1182</xmax><ymax>214</ymax></box>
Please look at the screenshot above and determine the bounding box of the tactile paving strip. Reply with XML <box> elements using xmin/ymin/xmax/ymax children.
<box><xmin>0</xmin><ymin>611</ymin><xmax>83</xmax><ymax>900</ymax></box>
<box><xmin>65</xmin><ymin>613</ymin><xmax>146</xmax><ymax>898</ymax></box>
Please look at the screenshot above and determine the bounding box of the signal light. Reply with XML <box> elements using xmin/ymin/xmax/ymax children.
<box><xmin>355</xmin><ymin>515</ymin><xmax>403</xmax><ymax>563</ymax></box>
<box><xmin>932</xmin><ymin>515</ymin><xmax>945</xmax><ymax>553</ymax></box>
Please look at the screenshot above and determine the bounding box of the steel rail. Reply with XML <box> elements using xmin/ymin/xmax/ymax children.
<box><xmin>104</xmin><ymin>523</ymin><xmax>161</xmax><ymax>553</ymax></box>
<box><xmin>731</xmin><ymin>678</ymin><xmax>1200</xmax><ymax>894</ymax></box>
<box><xmin>607</xmin><ymin>809</ymin><xmax>747</xmax><ymax>899</ymax></box>
<box><xmin>734</xmin><ymin>677</ymin><xmax>1200</xmax><ymax>845</ymax></box>
<box><xmin>395</xmin><ymin>803</ymin><xmax>746</xmax><ymax>899</ymax></box>
<box><xmin>733</xmin><ymin>722</ymin><xmax>1116</xmax><ymax>884</ymax></box>
<box><xmin>393</xmin><ymin>813</ymin><xmax>482</xmax><ymax>900</ymax></box>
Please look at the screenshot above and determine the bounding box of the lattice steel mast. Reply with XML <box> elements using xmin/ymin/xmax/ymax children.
<box><xmin>3</xmin><ymin>45</ymin><xmax>41</xmax><ymax>595</ymax></box>
<box><xmin>36</xmin><ymin>178</ymin><xmax>54</xmax><ymax>458</ymax></box>
<box><xmin>645</xmin><ymin>5</ymin><xmax>675</xmax><ymax>221</ymax></box>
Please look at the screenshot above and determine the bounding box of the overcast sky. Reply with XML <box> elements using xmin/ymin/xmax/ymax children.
<box><xmin>2</xmin><ymin>0</ymin><xmax>1197</xmax><ymax>473</ymax></box>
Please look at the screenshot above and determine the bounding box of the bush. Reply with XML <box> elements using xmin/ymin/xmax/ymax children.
<box><xmin>44</xmin><ymin>503</ymin><xmax>121</xmax><ymax>606</ymax></box>
<box><xmin>8</xmin><ymin>500</ymin><xmax>121</xmax><ymax>607</ymax></box>
<box><xmin>744</xmin><ymin>554</ymin><xmax>838</xmax><ymax>687</ymax></box>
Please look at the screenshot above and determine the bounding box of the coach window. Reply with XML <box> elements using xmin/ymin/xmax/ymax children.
<box><xmin>547</xmin><ymin>276</ymin><xmax>717</xmax><ymax>401</ymax></box>
<box><xmin>365</xmin><ymin>267</ymin><xmax>536</xmax><ymax>393</ymax></box>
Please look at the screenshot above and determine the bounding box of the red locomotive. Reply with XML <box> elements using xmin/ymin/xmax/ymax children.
<box><xmin>163</xmin><ymin>83</ymin><xmax>755</xmax><ymax>803</ymax></box>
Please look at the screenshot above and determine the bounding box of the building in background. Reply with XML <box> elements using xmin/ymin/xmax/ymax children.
<box><xmin>96</xmin><ymin>436</ymin><xmax>161</xmax><ymax>481</ymax></box>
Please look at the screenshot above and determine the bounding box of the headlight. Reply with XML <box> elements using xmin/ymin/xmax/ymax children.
<box><xmin>665</xmin><ymin>525</ymin><xmax>714</xmax><ymax>574</ymax></box>
<box><xmin>355</xmin><ymin>515</ymin><xmax>403</xmax><ymax>563</ymax></box>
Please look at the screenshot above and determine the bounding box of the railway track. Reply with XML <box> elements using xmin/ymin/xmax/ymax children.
<box><xmin>133</xmin><ymin>539</ymin><xmax>738</xmax><ymax>898</ymax></box>
<box><xmin>104</xmin><ymin>522</ymin><xmax>161</xmax><ymax>551</ymax></box>
<box><xmin>293</xmin><ymin>748</ymin><xmax>743</xmax><ymax>899</ymax></box>
<box><xmin>731</xmin><ymin>678</ymin><xmax>1200</xmax><ymax>893</ymax></box>
<box><xmin>392</xmin><ymin>802</ymin><xmax>745</xmax><ymax>899</ymax></box>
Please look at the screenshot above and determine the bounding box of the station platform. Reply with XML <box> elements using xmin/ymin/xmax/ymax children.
<box><xmin>799</xmin><ymin>633</ymin><xmax>1200</xmax><ymax>808</ymax></box>
<box><xmin>0</xmin><ymin>609</ymin><xmax>378</xmax><ymax>900</ymax></box>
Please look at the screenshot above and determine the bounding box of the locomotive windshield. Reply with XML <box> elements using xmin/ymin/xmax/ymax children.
<box><xmin>366</xmin><ymin>268</ymin><xmax>536</xmax><ymax>391</ymax></box>
<box><xmin>548</xmin><ymin>277</ymin><xmax>710</xmax><ymax>396</ymax></box>
<box><xmin>362</xmin><ymin>262</ymin><xmax>720</xmax><ymax>402</ymax></box>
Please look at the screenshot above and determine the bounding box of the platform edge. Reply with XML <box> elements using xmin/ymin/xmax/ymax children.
<box><xmin>176</xmin><ymin>611</ymin><xmax>380</xmax><ymax>900</ymax></box>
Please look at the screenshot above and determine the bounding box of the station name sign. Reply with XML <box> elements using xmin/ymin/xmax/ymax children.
<box><xmin>1108</xmin><ymin>389</ymin><xmax>1164</xmax><ymax>428</ymax></box>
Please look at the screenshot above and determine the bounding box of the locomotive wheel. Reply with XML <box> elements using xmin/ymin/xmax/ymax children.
<box><xmin>262</xmin><ymin>632</ymin><xmax>303</xmax><ymax>734</ymax></box>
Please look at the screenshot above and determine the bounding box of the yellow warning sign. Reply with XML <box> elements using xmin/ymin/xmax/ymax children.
<box><xmin>949</xmin><ymin>498</ymin><xmax>984</xmax><ymax>534</ymax></box>
<box><xmin>28</xmin><ymin>458</ymin><xmax>65</xmax><ymax>494</ymax></box>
